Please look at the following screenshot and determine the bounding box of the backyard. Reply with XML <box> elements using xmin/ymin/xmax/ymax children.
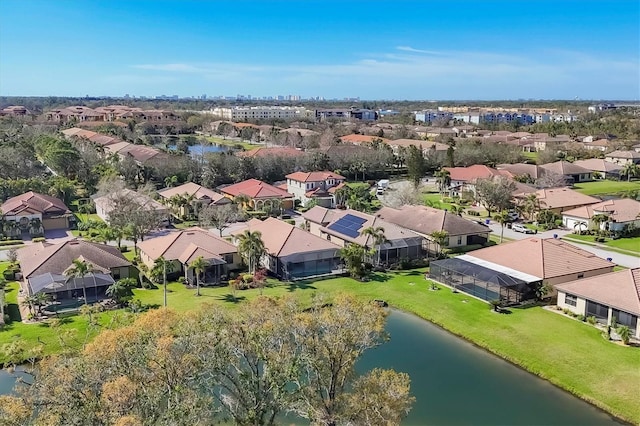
<box><xmin>1</xmin><ymin>267</ymin><xmax>639</xmax><ymax>423</ymax></box>
<box><xmin>573</xmin><ymin>180</ymin><xmax>640</xmax><ymax>196</ymax></box>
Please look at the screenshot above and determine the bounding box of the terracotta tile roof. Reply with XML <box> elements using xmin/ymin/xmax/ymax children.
<box><xmin>231</xmin><ymin>217</ymin><xmax>341</xmax><ymax>257</ymax></box>
<box><xmin>497</xmin><ymin>163</ymin><xmax>544</xmax><ymax>179</ymax></box>
<box><xmin>303</xmin><ymin>205</ymin><xmax>343</xmax><ymax>225</ymax></box>
<box><xmin>573</xmin><ymin>159</ymin><xmax>623</xmax><ymax>173</ymax></box>
<box><xmin>376</xmin><ymin>205</ymin><xmax>490</xmax><ymax>237</ymax></box>
<box><xmin>286</xmin><ymin>171</ymin><xmax>345</xmax><ymax>182</ymax></box>
<box><xmin>236</xmin><ymin>147</ymin><xmax>305</xmax><ymax>158</ymax></box>
<box><xmin>539</xmin><ymin>161</ymin><xmax>592</xmax><ymax>176</ymax></box>
<box><xmin>563</xmin><ymin>198</ymin><xmax>640</xmax><ymax>223</ymax></box>
<box><xmin>17</xmin><ymin>239</ymin><xmax>130</xmax><ymax>279</ymax></box>
<box><xmin>93</xmin><ymin>188</ymin><xmax>167</xmax><ymax>215</ymax></box>
<box><xmin>158</xmin><ymin>182</ymin><xmax>227</xmax><ymax>204</ymax></box>
<box><xmin>339</xmin><ymin>134</ymin><xmax>390</xmax><ymax>144</ymax></box>
<box><xmin>519</xmin><ymin>187</ymin><xmax>600</xmax><ymax>210</ymax></box>
<box><xmin>138</xmin><ymin>227</ymin><xmax>236</xmax><ymax>262</ymax></box>
<box><xmin>606</xmin><ymin>150</ymin><xmax>640</xmax><ymax>159</ymax></box>
<box><xmin>556</xmin><ymin>268</ymin><xmax>640</xmax><ymax>316</ymax></box>
<box><xmin>467</xmin><ymin>237</ymin><xmax>615</xmax><ymax>280</ymax></box>
<box><xmin>2</xmin><ymin>191</ymin><xmax>70</xmax><ymax>216</ymax></box>
<box><xmin>177</xmin><ymin>243</ymin><xmax>225</xmax><ymax>265</ymax></box>
<box><xmin>220</xmin><ymin>179</ymin><xmax>293</xmax><ymax>200</ymax></box>
<box><xmin>444</xmin><ymin>165</ymin><xmax>511</xmax><ymax>182</ymax></box>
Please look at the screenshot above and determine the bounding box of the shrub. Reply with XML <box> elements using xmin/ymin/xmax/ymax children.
<box><xmin>242</xmin><ymin>274</ymin><xmax>254</xmax><ymax>283</ymax></box>
<box><xmin>3</xmin><ymin>314</ymin><xmax>10</xmax><ymax>324</ymax></box>
<box><xmin>0</xmin><ymin>240</ymin><xmax>23</xmax><ymax>246</ymax></box>
<box><xmin>77</xmin><ymin>222</ymin><xmax>91</xmax><ymax>231</ymax></box>
<box><xmin>3</xmin><ymin>270</ymin><xmax>15</xmax><ymax>281</ymax></box>
<box><xmin>177</xmin><ymin>276</ymin><xmax>186</xmax><ymax>284</ymax></box>
<box><xmin>466</xmin><ymin>210</ymin><xmax>481</xmax><ymax>216</ymax></box>
<box><xmin>285</xmin><ymin>219</ymin><xmax>295</xmax><ymax>225</ymax></box>
<box><xmin>31</xmin><ymin>237</ymin><xmax>46</xmax><ymax>243</ymax></box>
<box><xmin>576</xmin><ymin>314</ymin><xmax>585</xmax><ymax>322</ymax></box>
<box><xmin>587</xmin><ymin>315</ymin><xmax>597</xmax><ymax>325</ymax></box>
<box><xmin>562</xmin><ymin>308</ymin><xmax>571</xmax><ymax>315</ymax></box>
<box><xmin>119</xmin><ymin>246</ymin><xmax>129</xmax><ymax>253</ymax></box>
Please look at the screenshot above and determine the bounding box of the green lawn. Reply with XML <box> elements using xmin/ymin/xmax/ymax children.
<box><xmin>423</xmin><ymin>193</ymin><xmax>454</xmax><ymax>211</ymax></box>
<box><xmin>203</xmin><ymin>136</ymin><xmax>257</xmax><ymax>151</ymax></box>
<box><xmin>2</xmin><ymin>267</ymin><xmax>639</xmax><ymax>423</ymax></box>
<box><xmin>521</xmin><ymin>151</ymin><xmax>538</xmax><ymax>163</ymax></box>
<box><xmin>563</xmin><ymin>234</ymin><xmax>640</xmax><ymax>256</ymax></box>
<box><xmin>573</xmin><ymin>180</ymin><xmax>640</xmax><ymax>196</ymax></box>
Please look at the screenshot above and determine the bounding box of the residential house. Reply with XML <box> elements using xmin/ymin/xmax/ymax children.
<box><xmin>232</xmin><ymin>217</ymin><xmax>342</xmax><ymax>280</ymax></box>
<box><xmin>429</xmin><ymin>237</ymin><xmax>615</xmax><ymax>303</ymax></box>
<box><xmin>515</xmin><ymin>187</ymin><xmax>600</xmax><ymax>215</ymax></box>
<box><xmin>285</xmin><ymin>171</ymin><xmax>345</xmax><ymax>208</ymax></box>
<box><xmin>339</xmin><ymin>134</ymin><xmax>389</xmax><ymax>145</ymax></box>
<box><xmin>302</xmin><ymin>206</ymin><xmax>425</xmax><ymax>264</ymax></box>
<box><xmin>496</xmin><ymin>163</ymin><xmax>544</xmax><ymax>182</ymax></box>
<box><xmin>539</xmin><ymin>161</ymin><xmax>592</xmax><ymax>184</ymax></box>
<box><xmin>1</xmin><ymin>192</ymin><xmax>73</xmax><ymax>237</ymax></box>
<box><xmin>0</xmin><ymin>105</ymin><xmax>31</xmax><ymax>116</ymax></box>
<box><xmin>572</xmin><ymin>159</ymin><xmax>623</xmax><ymax>180</ymax></box>
<box><xmin>387</xmin><ymin>139</ymin><xmax>449</xmax><ymax>156</ymax></box>
<box><xmin>425</xmin><ymin>127</ymin><xmax>457</xmax><ymax>139</ymax></box>
<box><xmin>375</xmin><ymin>205</ymin><xmax>491</xmax><ymax>254</ymax></box>
<box><xmin>45</xmin><ymin>106</ymin><xmax>102</xmax><ymax>123</ymax></box>
<box><xmin>582</xmin><ymin>139</ymin><xmax>611</xmax><ymax>151</ymax></box>
<box><xmin>92</xmin><ymin>188</ymin><xmax>170</xmax><ymax>224</ymax></box>
<box><xmin>605</xmin><ymin>150</ymin><xmax>640</xmax><ymax>165</ymax></box>
<box><xmin>219</xmin><ymin>178</ymin><xmax>294</xmax><ymax>210</ymax></box>
<box><xmin>137</xmin><ymin>228</ymin><xmax>240</xmax><ymax>285</ymax></box>
<box><xmin>561</xmin><ymin>198</ymin><xmax>640</xmax><ymax>233</ymax></box>
<box><xmin>556</xmin><ymin>268</ymin><xmax>640</xmax><ymax>339</ymax></box>
<box><xmin>158</xmin><ymin>182</ymin><xmax>230</xmax><ymax>218</ymax></box>
<box><xmin>443</xmin><ymin>165</ymin><xmax>512</xmax><ymax>197</ymax></box>
<box><xmin>17</xmin><ymin>239</ymin><xmax>132</xmax><ymax>303</ymax></box>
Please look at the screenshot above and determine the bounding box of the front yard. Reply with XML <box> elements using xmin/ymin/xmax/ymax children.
<box><xmin>573</xmin><ymin>180</ymin><xmax>640</xmax><ymax>196</ymax></box>
<box><xmin>1</xmin><ymin>267</ymin><xmax>639</xmax><ymax>423</ymax></box>
<box><xmin>562</xmin><ymin>233</ymin><xmax>640</xmax><ymax>256</ymax></box>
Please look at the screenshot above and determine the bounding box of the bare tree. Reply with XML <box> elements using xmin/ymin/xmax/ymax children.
<box><xmin>105</xmin><ymin>190</ymin><xmax>164</xmax><ymax>253</ymax></box>
<box><xmin>388</xmin><ymin>184</ymin><xmax>422</xmax><ymax>208</ymax></box>
<box><xmin>199</xmin><ymin>203</ymin><xmax>244</xmax><ymax>236</ymax></box>
<box><xmin>536</xmin><ymin>171</ymin><xmax>568</xmax><ymax>188</ymax></box>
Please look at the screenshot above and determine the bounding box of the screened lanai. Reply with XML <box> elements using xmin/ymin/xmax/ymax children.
<box><xmin>429</xmin><ymin>255</ymin><xmax>541</xmax><ymax>304</ymax></box>
<box><xmin>27</xmin><ymin>272</ymin><xmax>115</xmax><ymax>304</ymax></box>
<box><xmin>276</xmin><ymin>249</ymin><xmax>343</xmax><ymax>280</ymax></box>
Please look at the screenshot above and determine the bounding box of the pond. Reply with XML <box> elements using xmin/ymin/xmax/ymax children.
<box><xmin>0</xmin><ymin>310</ymin><xmax>624</xmax><ymax>425</ymax></box>
<box><xmin>167</xmin><ymin>144</ymin><xmax>230</xmax><ymax>156</ymax></box>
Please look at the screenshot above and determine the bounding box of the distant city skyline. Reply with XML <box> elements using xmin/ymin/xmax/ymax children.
<box><xmin>0</xmin><ymin>0</ymin><xmax>638</xmax><ymax>100</ymax></box>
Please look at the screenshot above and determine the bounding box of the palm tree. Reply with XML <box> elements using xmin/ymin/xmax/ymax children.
<box><xmin>429</xmin><ymin>230</ymin><xmax>449</xmax><ymax>257</ymax></box>
<box><xmin>153</xmin><ymin>256</ymin><xmax>170</xmax><ymax>307</ymax></box>
<box><xmin>105</xmin><ymin>278</ymin><xmax>136</xmax><ymax>306</ymax></box>
<box><xmin>236</xmin><ymin>230</ymin><xmax>266</xmax><ymax>274</ymax></box>
<box><xmin>435</xmin><ymin>169</ymin><xmax>451</xmax><ymax>195</ymax></box>
<box><xmin>64</xmin><ymin>259</ymin><xmax>95</xmax><ymax>305</ymax></box>
<box><xmin>449</xmin><ymin>205</ymin><xmax>464</xmax><ymax>216</ymax></box>
<box><xmin>573</xmin><ymin>221</ymin><xmax>588</xmax><ymax>235</ymax></box>
<box><xmin>334</xmin><ymin>185</ymin><xmax>351</xmax><ymax>208</ymax></box>
<box><xmin>21</xmin><ymin>294</ymin><xmax>37</xmax><ymax>317</ymax></box>
<box><xmin>188</xmin><ymin>256</ymin><xmax>208</xmax><ymax>296</ymax></box>
<box><xmin>164</xmin><ymin>175</ymin><xmax>179</xmax><ymax>188</ymax></box>
<box><xmin>95</xmin><ymin>226</ymin><xmax>117</xmax><ymax>245</ymax></box>
<box><xmin>519</xmin><ymin>193</ymin><xmax>542</xmax><ymax>222</ymax></box>
<box><xmin>33</xmin><ymin>292</ymin><xmax>51</xmax><ymax>316</ymax></box>
<box><xmin>494</xmin><ymin>210</ymin><xmax>511</xmax><ymax>243</ymax></box>
<box><xmin>362</xmin><ymin>226</ymin><xmax>388</xmax><ymax>266</ymax></box>
<box><xmin>591</xmin><ymin>213</ymin><xmax>610</xmax><ymax>233</ymax></box>
<box><xmin>29</xmin><ymin>218</ymin><xmax>43</xmax><ymax>237</ymax></box>
<box><xmin>339</xmin><ymin>243</ymin><xmax>367</xmax><ymax>279</ymax></box>
<box><xmin>616</xmin><ymin>325</ymin><xmax>631</xmax><ymax>345</ymax></box>
<box><xmin>77</xmin><ymin>203</ymin><xmax>94</xmax><ymax>223</ymax></box>
<box><xmin>621</xmin><ymin>162</ymin><xmax>639</xmax><ymax>182</ymax></box>
<box><xmin>234</xmin><ymin>194</ymin><xmax>252</xmax><ymax>210</ymax></box>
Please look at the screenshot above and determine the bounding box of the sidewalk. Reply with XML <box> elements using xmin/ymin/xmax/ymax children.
<box><xmin>561</xmin><ymin>235</ymin><xmax>639</xmax><ymax>257</ymax></box>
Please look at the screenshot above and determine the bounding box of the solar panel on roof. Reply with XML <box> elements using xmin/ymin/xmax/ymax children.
<box><xmin>327</xmin><ymin>214</ymin><xmax>367</xmax><ymax>238</ymax></box>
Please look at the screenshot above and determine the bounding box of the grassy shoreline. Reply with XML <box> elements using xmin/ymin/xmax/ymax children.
<box><xmin>1</xmin><ymin>270</ymin><xmax>638</xmax><ymax>423</ymax></box>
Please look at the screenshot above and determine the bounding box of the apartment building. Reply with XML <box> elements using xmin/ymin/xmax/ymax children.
<box><xmin>210</xmin><ymin>106</ymin><xmax>310</xmax><ymax>121</ymax></box>
<box><xmin>415</xmin><ymin>110</ymin><xmax>453</xmax><ymax>123</ymax></box>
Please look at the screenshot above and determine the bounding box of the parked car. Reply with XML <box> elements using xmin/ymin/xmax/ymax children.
<box><xmin>512</xmin><ymin>224</ymin><xmax>536</xmax><ymax>234</ymax></box>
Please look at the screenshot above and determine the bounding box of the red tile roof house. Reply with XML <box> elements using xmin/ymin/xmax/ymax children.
<box><xmin>285</xmin><ymin>171</ymin><xmax>346</xmax><ymax>208</ymax></box>
<box><xmin>443</xmin><ymin>165</ymin><xmax>514</xmax><ymax>198</ymax></box>
<box><xmin>17</xmin><ymin>239</ymin><xmax>132</xmax><ymax>306</ymax></box>
<box><xmin>231</xmin><ymin>217</ymin><xmax>343</xmax><ymax>280</ymax></box>
<box><xmin>1</xmin><ymin>191</ymin><xmax>73</xmax><ymax>237</ymax></box>
<box><xmin>236</xmin><ymin>147</ymin><xmax>305</xmax><ymax>158</ymax></box>
<box><xmin>137</xmin><ymin>227</ymin><xmax>240</xmax><ymax>285</ymax></box>
<box><xmin>339</xmin><ymin>134</ymin><xmax>390</xmax><ymax>145</ymax></box>
<box><xmin>429</xmin><ymin>237</ymin><xmax>615</xmax><ymax>304</ymax></box>
<box><xmin>572</xmin><ymin>158</ymin><xmax>623</xmax><ymax>180</ymax></box>
<box><xmin>539</xmin><ymin>161</ymin><xmax>593</xmax><ymax>184</ymax></box>
<box><xmin>219</xmin><ymin>179</ymin><xmax>294</xmax><ymax>211</ymax></box>
<box><xmin>556</xmin><ymin>268</ymin><xmax>640</xmax><ymax>339</ymax></box>
<box><xmin>302</xmin><ymin>206</ymin><xmax>426</xmax><ymax>265</ymax></box>
<box><xmin>561</xmin><ymin>198</ymin><xmax>640</xmax><ymax>234</ymax></box>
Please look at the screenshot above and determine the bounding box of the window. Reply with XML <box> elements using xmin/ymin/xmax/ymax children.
<box><xmin>457</xmin><ymin>236</ymin><xmax>462</xmax><ymax>245</ymax></box>
<box><xmin>224</xmin><ymin>254</ymin><xmax>234</xmax><ymax>264</ymax></box>
<box><xmin>577</xmin><ymin>273</ymin><xmax>584</xmax><ymax>279</ymax></box>
<box><xmin>565</xmin><ymin>294</ymin><xmax>577</xmax><ymax>307</ymax></box>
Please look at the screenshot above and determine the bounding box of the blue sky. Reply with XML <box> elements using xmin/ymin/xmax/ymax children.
<box><xmin>0</xmin><ymin>0</ymin><xmax>638</xmax><ymax>100</ymax></box>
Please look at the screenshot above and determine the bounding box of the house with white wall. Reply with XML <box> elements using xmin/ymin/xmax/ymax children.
<box><xmin>285</xmin><ymin>171</ymin><xmax>345</xmax><ymax>208</ymax></box>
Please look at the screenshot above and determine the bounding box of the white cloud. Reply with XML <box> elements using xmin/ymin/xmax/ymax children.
<box><xmin>395</xmin><ymin>46</ymin><xmax>444</xmax><ymax>55</ymax></box>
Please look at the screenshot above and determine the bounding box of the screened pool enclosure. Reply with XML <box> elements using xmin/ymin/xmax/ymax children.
<box><xmin>429</xmin><ymin>255</ymin><xmax>540</xmax><ymax>304</ymax></box>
